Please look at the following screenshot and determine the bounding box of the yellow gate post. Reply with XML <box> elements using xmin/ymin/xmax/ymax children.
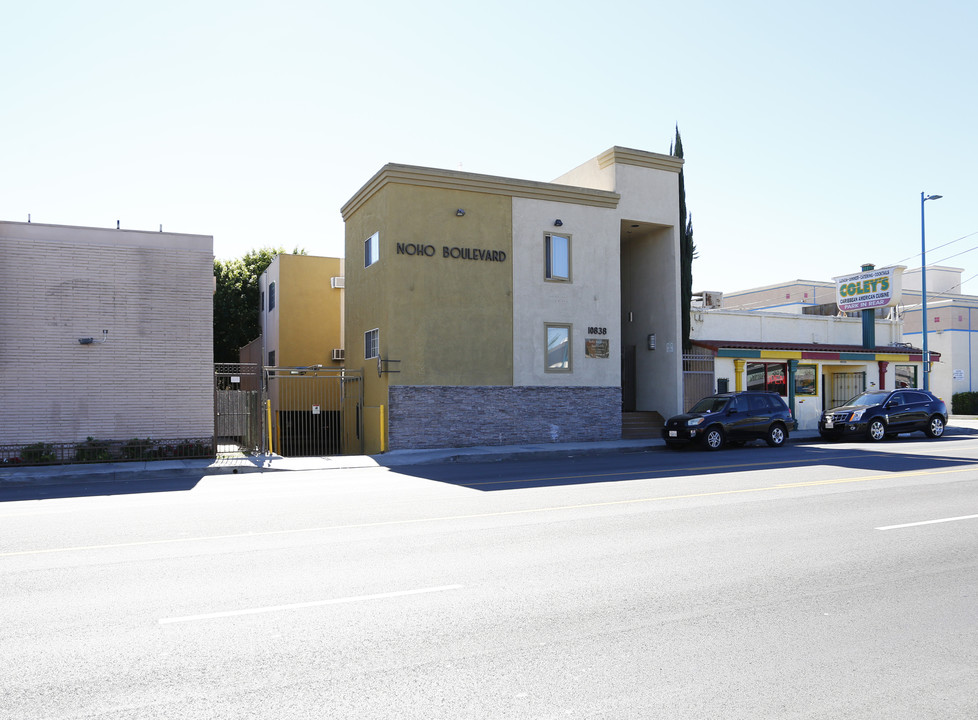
<box><xmin>266</xmin><ymin>399</ymin><xmax>273</xmax><ymax>454</ymax></box>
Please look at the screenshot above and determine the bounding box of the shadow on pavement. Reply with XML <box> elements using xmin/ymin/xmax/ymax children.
<box><xmin>390</xmin><ymin>435</ymin><xmax>978</xmax><ymax>492</ymax></box>
<box><xmin>0</xmin><ymin>475</ymin><xmax>205</xmax><ymax>502</ymax></box>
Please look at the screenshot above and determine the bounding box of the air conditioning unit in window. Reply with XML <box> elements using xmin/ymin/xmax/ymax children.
<box><xmin>332</xmin><ymin>348</ymin><xmax>345</xmax><ymax>362</ymax></box>
<box><xmin>330</xmin><ymin>276</ymin><xmax>345</xmax><ymax>289</ymax></box>
<box><xmin>702</xmin><ymin>291</ymin><xmax>723</xmax><ymax>309</ymax></box>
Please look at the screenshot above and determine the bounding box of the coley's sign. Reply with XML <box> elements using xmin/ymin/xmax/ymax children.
<box><xmin>833</xmin><ymin>265</ymin><xmax>905</xmax><ymax>312</ymax></box>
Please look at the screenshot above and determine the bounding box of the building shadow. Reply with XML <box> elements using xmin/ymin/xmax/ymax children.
<box><xmin>388</xmin><ymin>435</ymin><xmax>978</xmax><ymax>492</ymax></box>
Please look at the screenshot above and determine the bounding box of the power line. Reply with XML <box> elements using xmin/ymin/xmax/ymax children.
<box><xmin>888</xmin><ymin>230</ymin><xmax>978</xmax><ymax>268</ymax></box>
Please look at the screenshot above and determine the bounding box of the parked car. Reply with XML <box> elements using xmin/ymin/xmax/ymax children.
<box><xmin>818</xmin><ymin>389</ymin><xmax>947</xmax><ymax>441</ymax></box>
<box><xmin>662</xmin><ymin>391</ymin><xmax>792</xmax><ymax>451</ymax></box>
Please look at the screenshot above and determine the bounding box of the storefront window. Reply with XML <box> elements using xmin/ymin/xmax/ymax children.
<box><xmin>895</xmin><ymin>365</ymin><xmax>917</xmax><ymax>388</ymax></box>
<box><xmin>795</xmin><ymin>364</ymin><xmax>817</xmax><ymax>395</ymax></box>
<box><xmin>746</xmin><ymin>362</ymin><xmax>788</xmax><ymax>396</ymax></box>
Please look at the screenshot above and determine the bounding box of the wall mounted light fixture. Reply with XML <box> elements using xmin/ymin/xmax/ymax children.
<box><xmin>78</xmin><ymin>330</ymin><xmax>109</xmax><ymax>345</ymax></box>
<box><xmin>456</xmin><ymin>209</ymin><xmax>465</xmax><ymax>217</ymax></box>
<box><xmin>554</xmin><ymin>219</ymin><xmax>563</xmax><ymax>227</ymax></box>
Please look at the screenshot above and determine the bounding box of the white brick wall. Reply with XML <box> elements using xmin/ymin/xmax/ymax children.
<box><xmin>0</xmin><ymin>222</ymin><xmax>214</xmax><ymax>446</ymax></box>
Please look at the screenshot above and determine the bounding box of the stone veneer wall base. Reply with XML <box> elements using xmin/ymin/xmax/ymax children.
<box><xmin>388</xmin><ymin>386</ymin><xmax>622</xmax><ymax>450</ymax></box>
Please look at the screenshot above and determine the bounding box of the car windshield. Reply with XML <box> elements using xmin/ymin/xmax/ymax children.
<box><xmin>688</xmin><ymin>396</ymin><xmax>729</xmax><ymax>414</ymax></box>
<box><xmin>841</xmin><ymin>391</ymin><xmax>890</xmax><ymax>407</ymax></box>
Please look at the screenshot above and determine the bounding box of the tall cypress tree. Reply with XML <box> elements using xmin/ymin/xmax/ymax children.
<box><xmin>672</xmin><ymin>126</ymin><xmax>696</xmax><ymax>351</ymax></box>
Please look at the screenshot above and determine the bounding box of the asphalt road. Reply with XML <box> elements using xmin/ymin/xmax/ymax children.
<box><xmin>2</xmin><ymin>437</ymin><xmax>977</xmax><ymax>719</ymax></box>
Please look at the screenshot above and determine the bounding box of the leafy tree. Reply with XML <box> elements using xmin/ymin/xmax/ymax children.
<box><xmin>213</xmin><ymin>246</ymin><xmax>305</xmax><ymax>362</ymax></box>
<box><xmin>671</xmin><ymin>126</ymin><xmax>697</xmax><ymax>351</ymax></box>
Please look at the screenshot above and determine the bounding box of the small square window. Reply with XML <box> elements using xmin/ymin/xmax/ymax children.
<box><xmin>365</xmin><ymin>232</ymin><xmax>379</xmax><ymax>268</ymax></box>
<box><xmin>364</xmin><ymin>328</ymin><xmax>379</xmax><ymax>359</ymax></box>
<box><xmin>545</xmin><ymin>323</ymin><xmax>572</xmax><ymax>372</ymax></box>
<box><xmin>545</xmin><ymin>233</ymin><xmax>570</xmax><ymax>282</ymax></box>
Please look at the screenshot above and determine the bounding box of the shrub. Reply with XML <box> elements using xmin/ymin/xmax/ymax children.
<box><xmin>20</xmin><ymin>442</ymin><xmax>58</xmax><ymax>465</ymax></box>
<box><xmin>952</xmin><ymin>392</ymin><xmax>978</xmax><ymax>415</ymax></box>
<box><xmin>75</xmin><ymin>437</ymin><xmax>114</xmax><ymax>463</ymax></box>
<box><xmin>122</xmin><ymin>438</ymin><xmax>158</xmax><ymax>460</ymax></box>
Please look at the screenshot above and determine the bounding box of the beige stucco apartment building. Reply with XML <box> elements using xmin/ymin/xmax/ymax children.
<box><xmin>341</xmin><ymin>147</ymin><xmax>685</xmax><ymax>453</ymax></box>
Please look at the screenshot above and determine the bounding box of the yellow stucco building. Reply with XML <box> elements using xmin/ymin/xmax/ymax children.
<box><xmin>342</xmin><ymin>147</ymin><xmax>685</xmax><ymax>454</ymax></box>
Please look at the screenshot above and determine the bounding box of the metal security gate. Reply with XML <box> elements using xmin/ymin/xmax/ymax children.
<box><xmin>683</xmin><ymin>353</ymin><xmax>715</xmax><ymax>411</ymax></box>
<box><xmin>832</xmin><ymin>371</ymin><xmax>866</xmax><ymax>409</ymax></box>
<box><xmin>265</xmin><ymin>367</ymin><xmax>363</xmax><ymax>456</ymax></box>
<box><xmin>215</xmin><ymin>363</ymin><xmax>264</xmax><ymax>454</ymax></box>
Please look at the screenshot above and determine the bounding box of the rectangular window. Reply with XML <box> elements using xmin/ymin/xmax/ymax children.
<box><xmin>545</xmin><ymin>233</ymin><xmax>571</xmax><ymax>281</ymax></box>
<box><xmin>364</xmin><ymin>328</ymin><xmax>379</xmax><ymax>359</ymax></box>
<box><xmin>545</xmin><ymin>323</ymin><xmax>572</xmax><ymax>372</ymax></box>
<box><xmin>746</xmin><ymin>362</ymin><xmax>788</xmax><ymax>395</ymax></box>
<box><xmin>365</xmin><ymin>232</ymin><xmax>379</xmax><ymax>268</ymax></box>
<box><xmin>260</xmin><ymin>290</ymin><xmax>265</xmax><ymax>312</ymax></box>
<box><xmin>795</xmin><ymin>364</ymin><xmax>817</xmax><ymax>395</ymax></box>
<box><xmin>268</xmin><ymin>282</ymin><xmax>276</xmax><ymax>311</ymax></box>
<box><xmin>895</xmin><ymin>364</ymin><xmax>917</xmax><ymax>388</ymax></box>
<box><xmin>267</xmin><ymin>350</ymin><xmax>275</xmax><ymax>375</ymax></box>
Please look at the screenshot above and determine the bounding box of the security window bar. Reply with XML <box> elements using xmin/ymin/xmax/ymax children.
<box><xmin>545</xmin><ymin>233</ymin><xmax>570</xmax><ymax>282</ymax></box>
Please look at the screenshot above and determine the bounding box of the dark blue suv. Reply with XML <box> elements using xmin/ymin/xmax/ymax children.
<box><xmin>818</xmin><ymin>389</ymin><xmax>947</xmax><ymax>441</ymax></box>
<box><xmin>663</xmin><ymin>391</ymin><xmax>792</xmax><ymax>451</ymax></box>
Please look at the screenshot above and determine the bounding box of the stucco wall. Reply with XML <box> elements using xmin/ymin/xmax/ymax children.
<box><xmin>0</xmin><ymin>222</ymin><xmax>213</xmax><ymax>446</ymax></box>
<box><xmin>511</xmin><ymin>197</ymin><xmax>619</xmax><ymax>387</ymax></box>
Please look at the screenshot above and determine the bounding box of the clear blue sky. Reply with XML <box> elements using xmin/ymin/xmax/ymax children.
<box><xmin>4</xmin><ymin>0</ymin><xmax>976</xmax><ymax>294</ymax></box>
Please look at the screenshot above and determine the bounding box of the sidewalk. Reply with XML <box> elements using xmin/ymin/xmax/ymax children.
<box><xmin>3</xmin><ymin>419</ymin><xmax>976</xmax><ymax>488</ymax></box>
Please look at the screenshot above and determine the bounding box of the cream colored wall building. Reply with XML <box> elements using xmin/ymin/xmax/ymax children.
<box><xmin>0</xmin><ymin>221</ymin><xmax>214</xmax><ymax>448</ymax></box>
<box><xmin>721</xmin><ymin>267</ymin><xmax>975</xmax><ymax>406</ymax></box>
<box><xmin>341</xmin><ymin>147</ymin><xmax>684</xmax><ymax>453</ymax></box>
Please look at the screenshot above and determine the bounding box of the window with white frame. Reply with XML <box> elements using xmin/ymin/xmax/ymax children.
<box><xmin>545</xmin><ymin>233</ymin><xmax>571</xmax><ymax>281</ymax></box>
<box><xmin>364</xmin><ymin>328</ymin><xmax>379</xmax><ymax>359</ymax></box>
<box><xmin>545</xmin><ymin>323</ymin><xmax>572</xmax><ymax>372</ymax></box>
<box><xmin>364</xmin><ymin>232</ymin><xmax>379</xmax><ymax>268</ymax></box>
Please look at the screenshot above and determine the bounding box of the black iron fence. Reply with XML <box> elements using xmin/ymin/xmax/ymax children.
<box><xmin>0</xmin><ymin>437</ymin><xmax>215</xmax><ymax>467</ymax></box>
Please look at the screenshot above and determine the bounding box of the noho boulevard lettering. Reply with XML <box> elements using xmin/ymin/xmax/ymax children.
<box><xmin>396</xmin><ymin>242</ymin><xmax>507</xmax><ymax>263</ymax></box>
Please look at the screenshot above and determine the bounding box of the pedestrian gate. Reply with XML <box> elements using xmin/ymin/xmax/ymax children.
<box><xmin>683</xmin><ymin>353</ymin><xmax>715</xmax><ymax>411</ymax></box>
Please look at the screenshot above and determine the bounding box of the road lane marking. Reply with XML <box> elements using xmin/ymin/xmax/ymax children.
<box><xmin>4</xmin><ymin>464</ymin><xmax>978</xmax><ymax>558</ymax></box>
<box><xmin>158</xmin><ymin>584</ymin><xmax>464</xmax><ymax>624</ymax></box>
<box><xmin>876</xmin><ymin>514</ymin><xmax>978</xmax><ymax>531</ymax></box>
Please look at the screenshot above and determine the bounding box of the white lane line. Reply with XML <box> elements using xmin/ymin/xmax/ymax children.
<box><xmin>876</xmin><ymin>514</ymin><xmax>978</xmax><ymax>531</ymax></box>
<box><xmin>158</xmin><ymin>584</ymin><xmax>464</xmax><ymax>625</ymax></box>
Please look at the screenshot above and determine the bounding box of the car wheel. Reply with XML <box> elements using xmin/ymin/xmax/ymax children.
<box><xmin>765</xmin><ymin>423</ymin><xmax>787</xmax><ymax>447</ymax></box>
<box><xmin>704</xmin><ymin>426</ymin><xmax>725</xmax><ymax>451</ymax></box>
<box><xmin>866</xmin><ymin>418</ymin><xmax>886</xmax><ymax>442</ymax></box>
<box><xmin>925</xmin><ymin>415</ymin><xmax>946</xmax><ymax>438</ymax></box>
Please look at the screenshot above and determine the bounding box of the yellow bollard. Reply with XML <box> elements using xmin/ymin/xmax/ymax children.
<box><xmin>266</xmin><ymin>399</ymin><xmax>273</xmax><ymax>454</ymax></box>
<box><xmin>379</xmin><ymin>404</ymin><xmax>387</xmax><ymax>453</ymax></box>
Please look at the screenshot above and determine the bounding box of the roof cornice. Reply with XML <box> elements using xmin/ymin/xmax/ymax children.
<box><xmin>597</xmin><ymin>146</ymin><xmax>684</xmax><ymax>173</ymax></box>
<box><xmin>341</xmin><ymin>163</ymin><xmax>621</xmax><ymax>220</ymax></box>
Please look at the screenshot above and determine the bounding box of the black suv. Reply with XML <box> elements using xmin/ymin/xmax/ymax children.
<box><xmin>662</xmin><ymin>391</ymin><xmax>792</xmax><ymax>451</ymax></box>
<box><xmin>818</xmin><ymin>389</ymin><xmax>947</xmax><ymax>441</ymax></box>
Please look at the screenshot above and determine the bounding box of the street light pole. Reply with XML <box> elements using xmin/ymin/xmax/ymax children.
<box><xmin>921</xmin><ymin>192</ymin><xmax>942</xmax><ymax>390</ymax></box>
